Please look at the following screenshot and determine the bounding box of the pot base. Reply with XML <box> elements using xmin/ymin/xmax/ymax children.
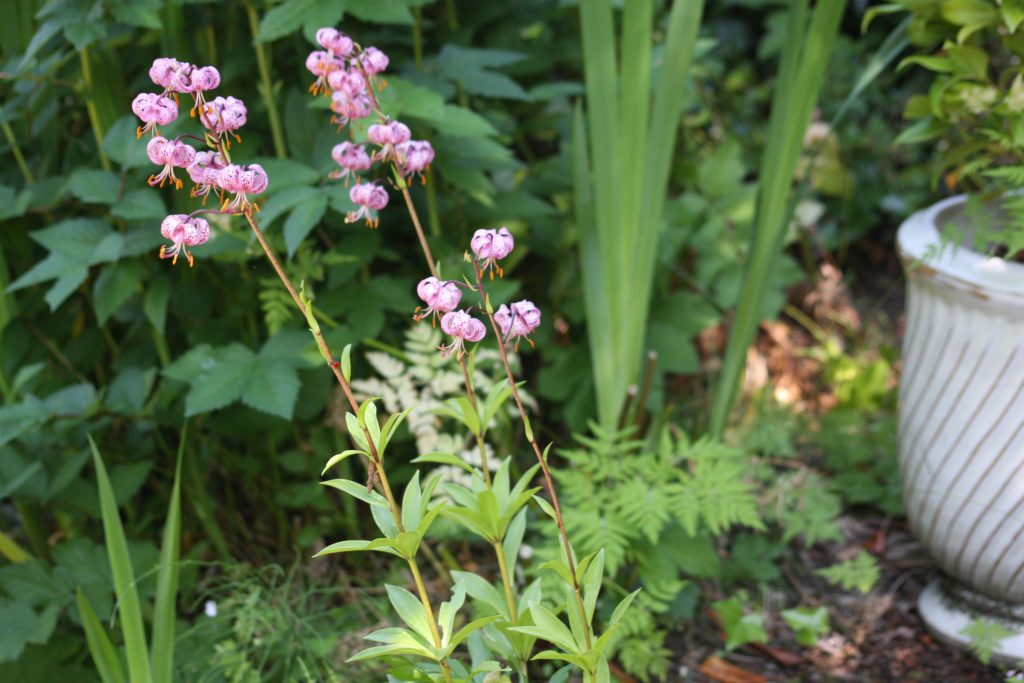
<box><xmin>919</xmin><ymin>577</ymin><xmax>1024</xmax><ymax>665</ymax></box>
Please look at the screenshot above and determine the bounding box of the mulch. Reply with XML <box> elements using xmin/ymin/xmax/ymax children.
<box><xmin>663</xmin><ymin>517</ymin><xmax>1004</xmax><ymax>682</ymax></box>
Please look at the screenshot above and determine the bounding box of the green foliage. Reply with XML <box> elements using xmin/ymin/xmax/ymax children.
<box><xmin>868</xmin><ymin>0</ymin><xmax>1024</xmax><ymax>256</ymax></box>
<box><xmin>711</xmin><ymin>596</ymin><xmax>768</xmax><ymax>651</ymax></box>
<box><xmin>177</xmin><ymin>562</ymin><xmax>367</xmax><ymax>683</ymax></box>
<box><xmin>575</xmin><ymin>0</ymin><xmax>706</xmax><ymax>428</ymax></box>
<box><xmin>960</xmin><ymin>617</ymin><xmax>1014</xmax><ymax>666</ymax></box>
<box><xmin>556</xmin><ymin>425</ymin><xmax>763</xmax><ymax>575</ymax></box>
<box><xmin>709</xmin><ymin>0</ymin><xmax>848</xmax><ymax>436</ymax></box>
<box><xmin>163</xmin><ymin>331</ymin><xmax>314</xmax><ymax>420</ymax></box>
<box><xmin>77</xmin><ymin>435</ymin><xmax>184</xmax><ymax>683</ymax></box>
<box><xmin>816</xmin><ymin>550</ymin><xmax>881</xmax><ymax>595</ymax></box>
<box><xmin>781</xmin><ymin>606</ymin><xmax>830</xmax><ymax>647</ymax></box>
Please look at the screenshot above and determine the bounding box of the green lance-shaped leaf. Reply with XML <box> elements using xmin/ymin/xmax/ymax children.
<box><xmin>151</xmin><ymin>426</ymin><xmax>186</xmax><ymax>683</ymax></box>
<box><xmin>386</xmin><ymin>584</ymin><xmax>436</xmax><ymax>647</ymax></box>
<box><xmin>88</xmin><ymin>436</ymin><xmax>152</xmax><ymax>683</ymax></box>
<box><xmin>76</xmin><ymin>588</ymin><xmax>126</xmax><ymax>683</ymax></box>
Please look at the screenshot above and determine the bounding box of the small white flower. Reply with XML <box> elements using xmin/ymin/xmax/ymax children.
<box><xmin>519</xmin><ymin>544</ymin><xmax>534</xmax><ymax>560</ymax></box>
<box><xmin>204</xmin><ymin>600</ymin><xmax>218</xmax><ymax>618</ymax></box>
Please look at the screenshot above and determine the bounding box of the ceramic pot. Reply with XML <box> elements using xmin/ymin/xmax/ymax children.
<box><xmin>898</xmin><ymin>194</ymin><xmax>1024</xmax><ymax>659</ymax></box>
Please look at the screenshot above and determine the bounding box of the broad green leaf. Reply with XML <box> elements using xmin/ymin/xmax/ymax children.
<box><xmin>321</xmin><ymin>450</ymin><xmax>367</xmax><ymax>475</ymax></box>
<box><xmin>445</xmin><ymin>615</ymin><xmax>502</xmax><ymax>654</ymax></box>
<box><xmin>284</xmin><ymin>192</ymin><xmax>328</xmax><ymax>258</ymax></box>
<box><xmin>411</xmin><ymin>452</ymin><xmax>475</xmax><ymax>474</ymax></box>
<box><xmin>255</xmin><ymin>0</ymin><xmax>319</xmax><ymax>42</ymax></box>
<box><xmin>712</xmin><ymin>597</ymin><xmax>767</xmax><ymax>650</ymax></box>
<box><xmin>240</xmin><ymin>362</ymin><xmax>300</xmax><ymax>419</ymax></box>
<box><xmin>402</xmin><ymin>471</ymin><xmax>423</xmax><ymax>532</ymax></box>
<box><xmin>0</xmin><ymin>600</ymin><xmax>58</xmax><ymax>661</ymax></box>
<box><xmin>69</xmin><ymin>168</ymin><xmax>120</xmax><ymax>204</ymax></box>
<box><xmin>143</xmin><ymin>278</ymin><xmax>169</xmax><ymax>335</ymax></box>
<box><xmin>437</xmin><ymin>584</ymin><xmax>466</xmax><ymax>647</ymax></box>
<box><xmin>525</xmin><ymin>603</ymin><xmax>578</xmax><ymax>654</ymax></box>
<box><xmin>386</xmin><ymin>584</ymin><xmax>435</xmax><ymax>645</ymax></box>
<box><xmin>451</xmin><ymin>570</ymin><xmax>509</xmax><ymax>619</ymax></box>
<box><xmin>181</xmin><ymin>343</ymin><xmax>255</xmax><ymax>416</ymax></box>
<box><xmin>111</xmin><ymin>189</ymin><xmax>166</xmax><ymax>220</ymax></box>
<box><xmin>321</xmin><ymin>479</ymin><xmax>388</xmax><ymax>507</ymax></box>
<box><xmin>93</xmin><ymin>261</ymin><xmax>143</xmax><ymax>324</ymax></box>
<box><xmin>345</xmin><ymin>0</ymin><xmax>414</xmax><ymax>24</ymax></box>
<box><xmin>314</xmin><ymin>539</ymin><xmax>401</xmax><ymax>557</ymax></box>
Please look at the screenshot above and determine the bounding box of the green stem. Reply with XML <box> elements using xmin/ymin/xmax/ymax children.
<box><xmin>0</xmin><ymin>357</ymin><xmax>12</xmax><ymax>404</ymax></box>
<box><xmin>79</xmin><ymin>48</ymin><xmax>111</xmax><ymax>171</ymax></box>
<box><xmin>412</xmin><ymin>7</ymin><xmax>424</xmax><ymax>70</ymax></box>
<box><xmin>457</xmin><ymin>354</ymin><xmax>491</xmax><ymax>486</ymax></box>
<box><xmin>493</xmin><ymin>541</ymin><xmax>518</xmax><ymax>621</ymax></box>
<box><xmin>443</xmin><ymin>0</ymin><xmax>459</xmax><ymax>31</ymax></box>
<box><xmin>245</xmin><ymin>2</ymin><xmax>287</xmax><ymax>159</ymax></box>
<box><xmin>2</xmin><ymin>121</ymin><xmax>34</xmax><ymax>184</ymax></box>
<box><xmin>425</xmin><ymin>169</ymin><xmax>441</xmax><ymax>237</ymax></box>
<box><xmin>473</xmin><ymin>263</ymin><xmax>592</xmax><ymax>650</ymax></box>
<box><xmin>409</xmin><ymin>558</ymin><xmax>455</xmax><ymax>683</ymax></box>
<box><xmin>397</xmin><ymin>178</ymin><xmax>439</xmax><ymax>278</ymax></box>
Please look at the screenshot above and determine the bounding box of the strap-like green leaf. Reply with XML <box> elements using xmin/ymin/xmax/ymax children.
<box><xmin>76</xmin><ymin>588</ymin><xmax>126</xmax><ymax>683</ymax></box>
<box><xmin>151</xmin><ymin>426</ymin><xmax>186</xmax><ymax>683</ymax></box>
<box><xmin>88</xmin><ymin>436</ymin><xmax>152</xmax><ymax>683</ymax></box>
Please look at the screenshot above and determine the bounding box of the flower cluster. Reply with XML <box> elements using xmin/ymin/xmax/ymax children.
<box><xmin>134</xmin><ymin>57</ymin><xmax>267</xmax><ymax>267</ymax></box>
<box><xmin>415</xmin><ymin>227</ymin><xmax>540</xmax><ymax>357</ymax></box>
<box><xmin>306</xmin><ymin>28</ymin><xmax>436</xmax><ymax>229</ymax></box>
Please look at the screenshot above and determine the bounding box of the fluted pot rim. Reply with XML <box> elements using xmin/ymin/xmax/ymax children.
<box><xmin>897</xmin><ymin>194</ymin><xmax>1024</xmax><ymax>307</ymax></box>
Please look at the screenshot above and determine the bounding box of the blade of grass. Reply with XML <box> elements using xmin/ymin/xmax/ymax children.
<box><xmin>707</xmin><ymin>0</ymin><xmax>847</xmax><ymax>437</ymax></box>
<box><xmin>88</xmin><ymin>435</ymin><xmax>152</xmax><ymax>683</ymax></box>
<box><xmin>77</xmin><ymin>587</ymin><xmax>128</xmax><ymax>683</ymax></box>
<box><xmin>151</xmin><ymin>424</ymin><xmax>186</xmax><ymax>683</ymax></box>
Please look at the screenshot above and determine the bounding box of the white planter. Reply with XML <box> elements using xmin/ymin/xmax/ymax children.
<box><xmin>898</xmin><ymin>195</ymin><xmax>1024</xmax><ymax>659</ymax></box>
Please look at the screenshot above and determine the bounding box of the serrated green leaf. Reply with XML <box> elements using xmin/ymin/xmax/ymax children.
<box><xmin>69</xmin><ymin>168</ymin><xmax>120</xmax><ymax>204</ymax></box>
<box><xmin>345</xmin><ymin>0</ymin><xmax>414</xmax><ymax>24</ymax></box>
<box><xmin>284</xmin><ymin>192</ymin><xmax>328</xmax><ymax>258</ymax></box>
<box><xmin>93</xmin><ymin>261</ymin><xmax>143</xmax><ymax>324</ymax></box>
<box><xmin>255</xmin><ymin>0</ymin><xmax>318</xmax><ymax>42</ymax></box>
